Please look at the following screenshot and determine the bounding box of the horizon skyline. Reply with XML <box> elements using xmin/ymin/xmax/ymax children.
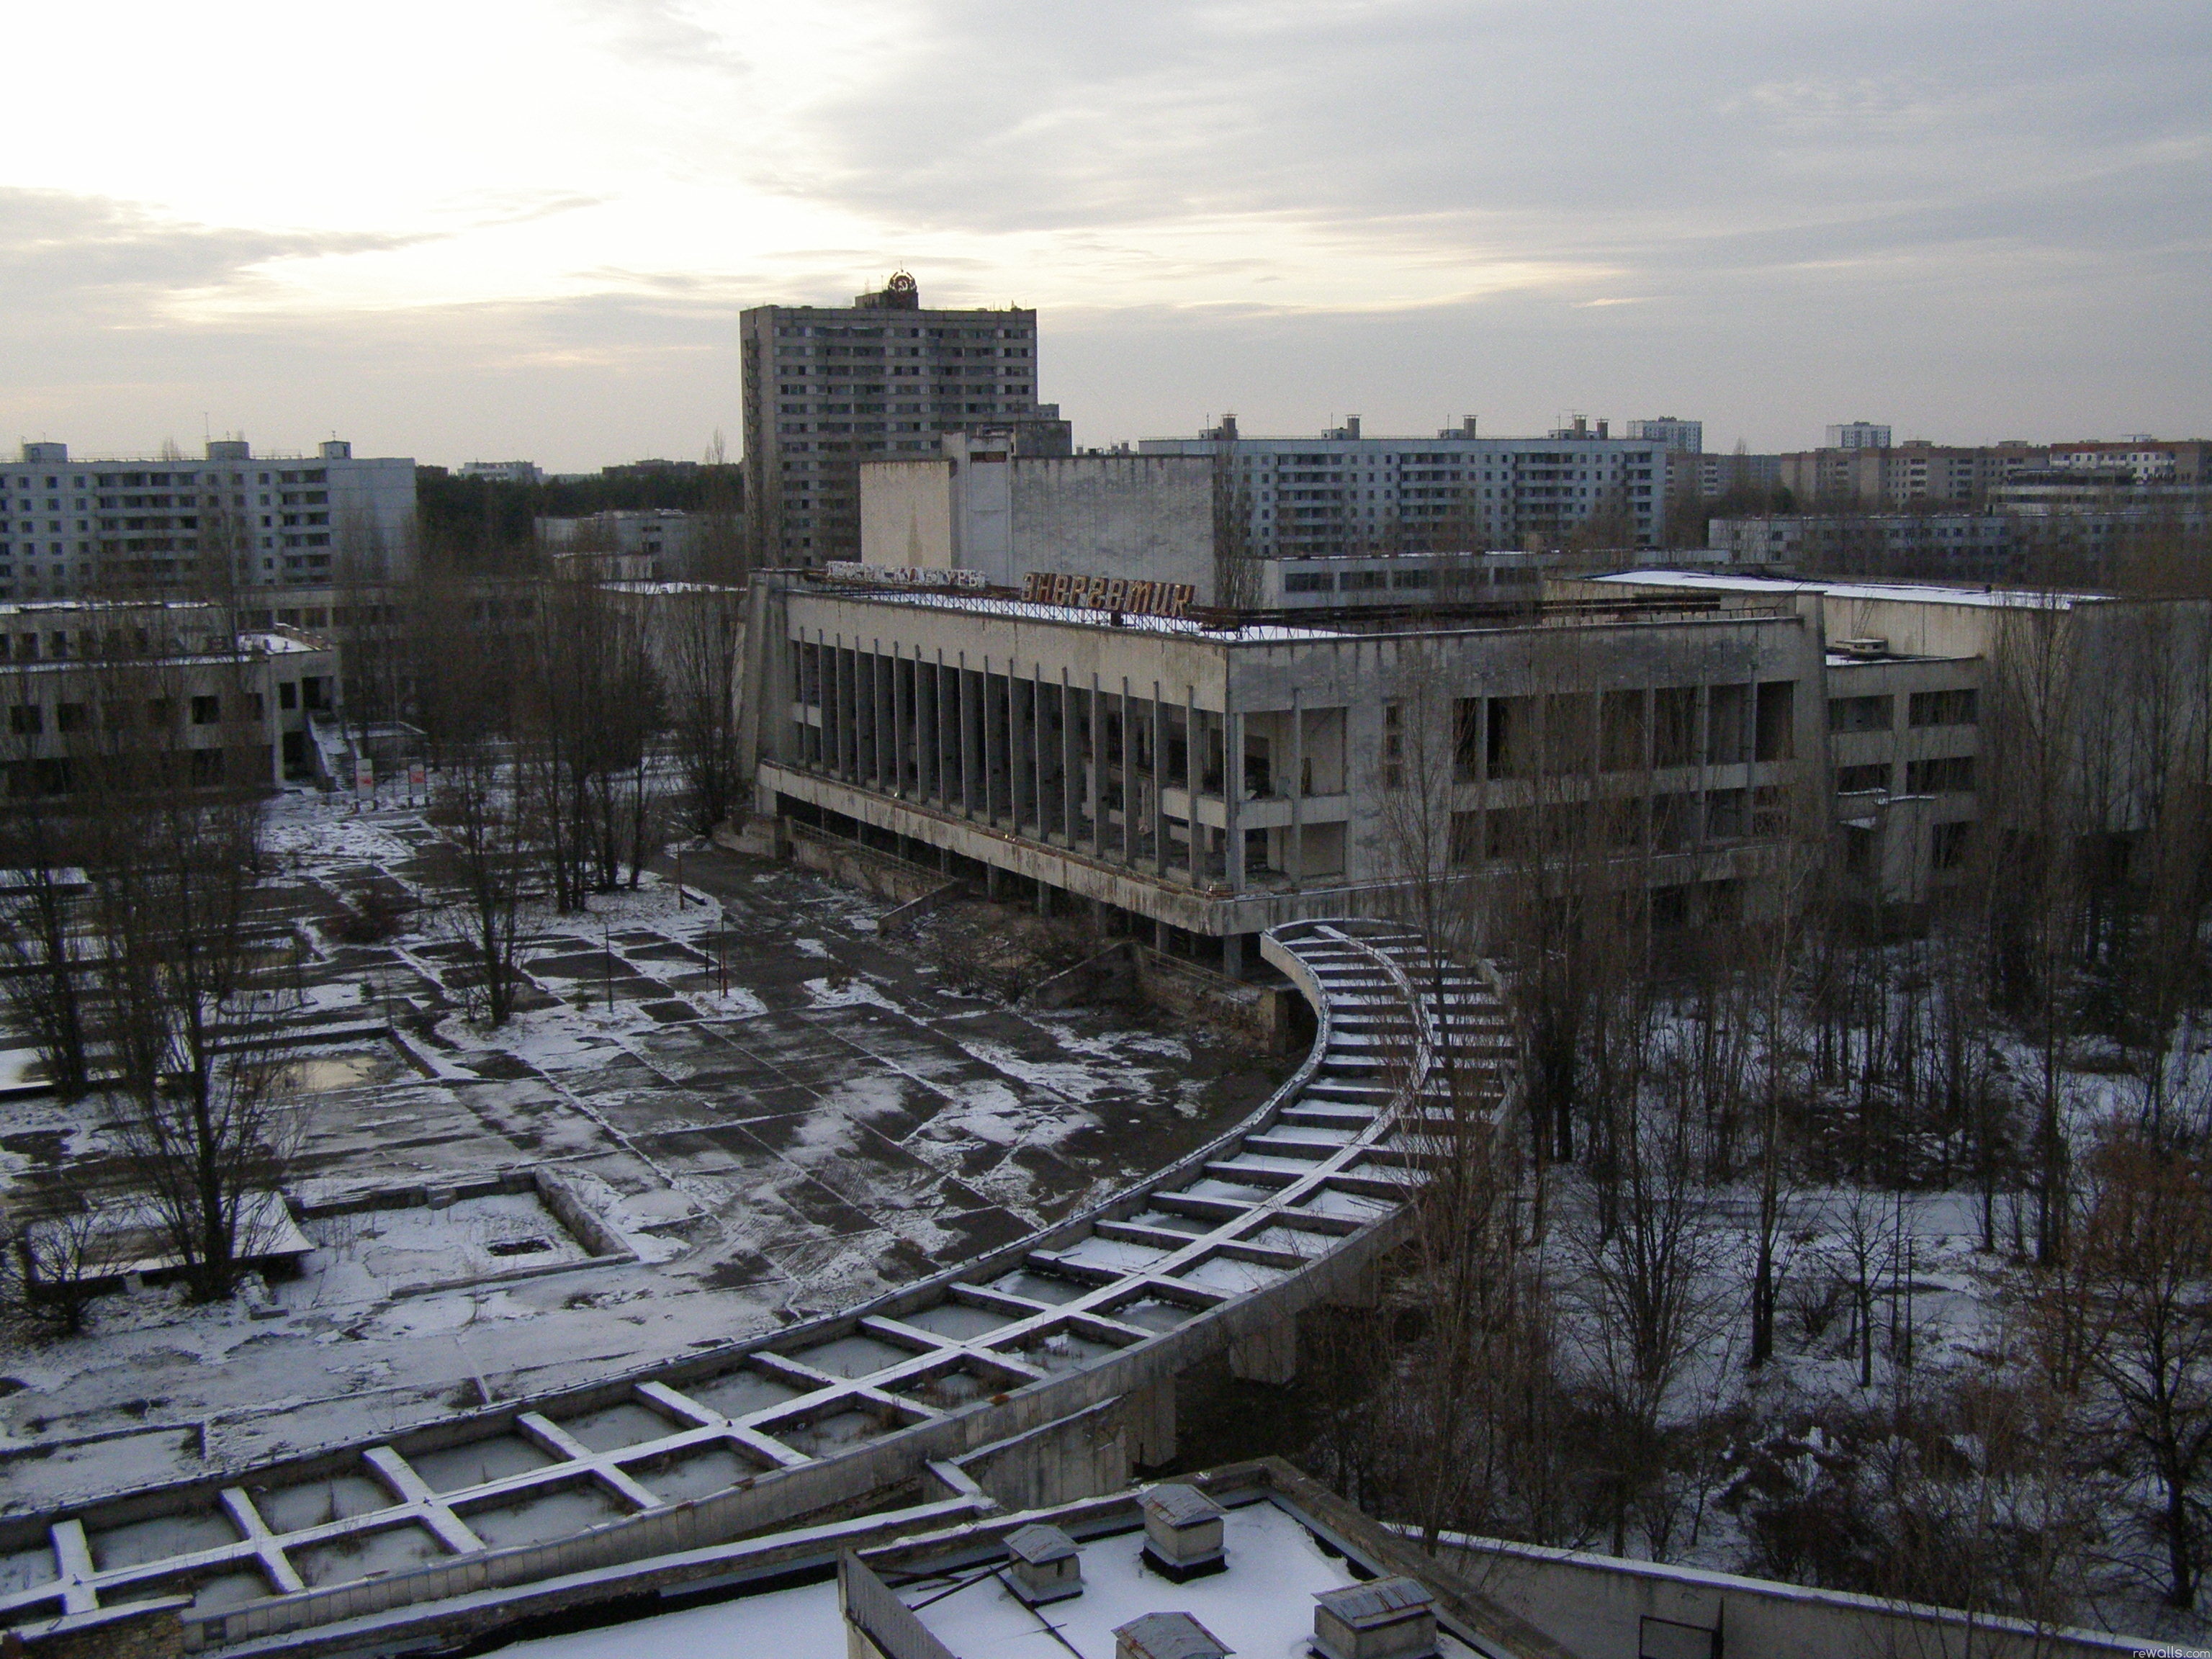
<box><xmin>4</xmin><ymin>2</ymin><xmax>2206</xmax><ymax>472</ymax></box>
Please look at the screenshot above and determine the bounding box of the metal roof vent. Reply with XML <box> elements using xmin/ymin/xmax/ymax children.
<box><xmin>1834</xmin><ymin>637</ymin><xmax>1889</xmax><ymax>657</ymax></box>
<box><xmin>1006</xmin><ymin>1522</ymin><xmax>1083</xmax><ymax>1606</ymax></box>
<box><xmin>1312</xmin><ymin>1577</ymin><xmax>1438</xmax><ymax>1659</ymax></box>
<box><xmin>1117</xmin><ymin>1611</ymin><xmax>1231</xmax><ymax>1659</ymax></box>
<box><xmin>1140</xmin><ymin>1483</ymin><xmax>1226</xmax><ymax>1581</ymax></box>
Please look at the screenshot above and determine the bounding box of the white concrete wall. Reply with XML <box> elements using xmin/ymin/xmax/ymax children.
<box><xmin>1008</xmin><ymin>456</ymin><xmax>1213</xmax><ymax>601</ymax></box>
<box><xmin>859</xmin><ymin>461</ymin><xmax>958</xmax><ymax>569</ymax></box>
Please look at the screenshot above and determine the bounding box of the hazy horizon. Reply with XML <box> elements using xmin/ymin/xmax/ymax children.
<box><xmin>5</xmin><ymin>1</ymin><xmax>2206</xmax><ymax>472</ymax></box>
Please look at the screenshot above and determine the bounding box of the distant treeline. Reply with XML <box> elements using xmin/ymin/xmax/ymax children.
<box><xmin>415</xmin><ymin>463</ymin><xmax>745</xmax><ymax>565</ymax></box>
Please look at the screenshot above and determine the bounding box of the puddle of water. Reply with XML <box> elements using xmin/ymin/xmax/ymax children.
<box><xmin>284</xmin><ymin>1052</ymin><xmax>397</xmax><ymax>1093</ymax></box>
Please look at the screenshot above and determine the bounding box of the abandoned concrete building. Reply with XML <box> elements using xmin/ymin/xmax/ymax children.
<box><xmin>0</xmin><ymin>598</ymin><xmax>340</xmax><ymax>791</ymax></box>
<box><xmin>738</xmin><ymin>570</ymin><xmax>1827</xmax><ymax>974</ymax></box>
<box><xmin>734</xmin><ymin>559</ymin><xmax>2212</xmax><ymax>960</ymax></box>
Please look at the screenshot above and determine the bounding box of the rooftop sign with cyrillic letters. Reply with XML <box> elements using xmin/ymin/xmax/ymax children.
<box><xmin>1023</xmin><ymin>571</ymin><xmax>1195</xmax><ymax>619</ymax></box>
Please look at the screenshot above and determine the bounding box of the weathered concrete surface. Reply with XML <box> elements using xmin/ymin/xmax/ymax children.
<box><xmin>0</xmin><ymin>811</ymin><xmax>1287</xmax><ymax>1514</ymax></box>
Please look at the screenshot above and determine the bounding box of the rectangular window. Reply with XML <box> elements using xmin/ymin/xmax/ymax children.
<box><xmin>278</xmin><ymin>681</ymin><xmax>297</xmax><ymax>710</ymax></box>
<box><xmin>1933</xmin><ymin>820</ymin><xmax>1974</xmax><ymax>869</ymax></box>
<box><xmin>1453</xmin><ymin>697</ymin><xmax>1480</xmax><ymax>782</ymax></box>
<box><xmin>1487</xmin><ymin>696</ymin><xmax>1534</xmax><ymax>779</ymax></box>
<box><xmin>55</xmin><ymin>703</ymin><xmax>86</xmax><ymax>733</ymax></box>
<box><xmin>8</xmin><ymin>705</ymin><xmax>40</xmax><ymax>735</ymax></box>
<box><xmin>1755</xmin><ymin>682</ymin><xmax>1795</xmax><ymax>760</ymax></box>
<box><xmin>1906</xmin><ymin>755</ymin><xmax>1975</xmax><ymax>793</ymax></box>
<box><xmin>1835</xmin><ymin>762</ymin><xmax>1890</xmax><ymax>793</ymax></box>
<box><xmin>191</xmin><ymin>695</ymin><xmax>221</xmax><ymax>725</ymax></box>
<box><xmin>1600</xmin><ymin>690</ymin><xmax>1645</xmax><ymax>771</ymax></box>
<box><xmin>1449</xmin><ymin>810</ymin><xmax>1481</xmax><ymax>868</ymax></box>
<box><xmin>1382</xmin><ymin>702</ymin><xmax>1405</xmax><ymax>788</ymax></box>
<box><xmin>1828</xmin><ymin>693</ymin><xmax>1892</xmax><ymax>733</ymax></box>
<box><xmin>1653</xmin><ymin>688</ymin><xmax>1696</xmax><ymax>767</ymax></box>
<box><xmin>1908</xmin><ymin>688</ymin><xmax>1977</xmax><ymax>727</ymax></box>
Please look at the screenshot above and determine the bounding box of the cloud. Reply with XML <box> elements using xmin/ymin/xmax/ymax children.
<box><xmin>0</xmin><ymin>189</ymin><xmax>408</xmax><ymax>320</ymax></box>
<box><xmin>565</xmin><ymin>0</ymin><xmax>750</xmax><ymax>75</ymax></box>
<box><xmin>0</xmin><ymin>0</ymin><xmax>2206</xmax><ymax>459</ymax></box>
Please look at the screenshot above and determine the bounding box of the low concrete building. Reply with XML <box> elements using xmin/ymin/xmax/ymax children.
<box><xmin>0</xmin><ymin>599</ymin><xmax>339</xmax><ymax>791</ymax></box>
<box><xmin>739</xmin><ymin>570</ymin><xmax>1826</xmax><ymax>974</ymax></box>
<box><xmin>1578</xmin><ymin>569</ymin><xmax>2212</xmax><ymax>909</ymax></box>
<box><xmin>537</xmin><ymin>508</ymin><xmax>714</xmax><ymax>577</ymax></box>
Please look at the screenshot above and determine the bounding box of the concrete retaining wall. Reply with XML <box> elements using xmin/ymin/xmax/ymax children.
<box><xmin>1433</xmin><ymin>1534</ymin><xmax>2166</xmax><ymax>1659</ymax></box>
<box><xmin>787</xmin><ymin>822</ymin><xmax>950</xmax><ymax>907</ymax></box>
<box><xmin>1028</xmin><ymin>940</ymin><xmax>1291</xmax><ymax>1051</ymax></box>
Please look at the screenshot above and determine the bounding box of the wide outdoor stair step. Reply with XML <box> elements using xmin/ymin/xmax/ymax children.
<box><xmin>1282</xmin><ymin>1105</ymin><xmax>1380</xmax><ymax>1129</ymax></box>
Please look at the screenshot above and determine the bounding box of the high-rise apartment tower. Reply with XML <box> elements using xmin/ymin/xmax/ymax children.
<box><xmin>740</xmin><ymin>274</ymin><xmax>1070</xmax><ymax>566</ymax></box>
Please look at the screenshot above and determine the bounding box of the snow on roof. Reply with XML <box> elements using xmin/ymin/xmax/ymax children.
<box><xmin>1008</xmin><ymin>1522</ymin><xmax>1081</xmax><ymax>1564</ymax></box>
<box><xmin>495</xmin><ymin>1501</ymin><xmax>1485</xmax><ymax>1659</ymax></box>
<box><xmin>238</xmin><ymin>631</ymin><xmax>326</xmax><ymax>654</ymax></box>
<box><xmin>905</xmin><ymin>1503</ymin><xmax>1469</xmax><ymax>1659</ymax></box>
<box><xmin>1142</xmin><ymin>1483</ymin><xmax>1225</xmax><ymax>1527</ymax></box>
<box><xmin>817</xmin><ymin>588</ymin><xmax>1352</xmax><ymax>642</ymax></box>
<box><xmin>1316</xmin><ymin>1576</ymin><xmax>1434</xmax><ymax>1624</ymax></box>
<box><xmin>1116</xmin><ymin>1611</ymin><xmax>1231</xmax><ymax>1659</ymax></box>
<box><xmin>1588</xmin><ymin>570</ymin><xmax>2105</xmax><ymax>610</ymax></box>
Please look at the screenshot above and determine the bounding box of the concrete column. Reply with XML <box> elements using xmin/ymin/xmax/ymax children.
<box><xmin>934</xmin><ymin>656</ymin><xmax>953</xmax><ymax>804</ymax></box>
<box><xmin>1123</xmin><ymin>1376</ymin><xmax>1177</xmax><ymax>1468</ymax></box>
<box><xmin>819</xmin><ymin>635</ymin><xmax>836</xmax><ymax>776</ymax></box>
<box><xmin>958</xmin><ymin>658</ymin><xmax>978</xmax><ymax>817</ymax></box>
<box><xmin>1221</xmin><ymin>932</ymin><xmax>1245</xmax><ymax>980</ymax></box>
<box><xmin>1120</xmin><ymin>677</ymin><xmax>1136</xmax><ymax>866</ymax></box>
<box><xmin>886</xmin><ymin>647</ymin><xmax>904</xmax><ymax>794</ymax></box>
<box><xmin>863</xmin><ymin>645</ymin><xmax>881</xmax><ymax>791</ymax></box>
<box><xmin>1087</xmin><ymin>675</ymin><xmax>1104</xmax><ymax>858</ymax></box>
<box><xmin>1059</xmin><ymin>671</ymin><xmax>1077</xmax><ymax>845</ymax></box>
<box><xmin>981</xmin><ymin>659</ymin><xmax>1002</xmax><ymax>824</ymax></box>
<box><xmin>831</xmin><ymin>641</ymin><xmax>846</xmax><ymax>780</ymax></box>
<box><xmin>1184</xmin><ymin>690</ymin><xmax>1201</xmax><ymax>886</ymax></box>
<box><xmin>1289</xmin><ymin>689</ymin><xmax>1304</xmax><ymax>889</ymax></box>
<box><xmin>1228</xmin><ymin>1314</ymin><xmax>1298</xmax><ymax>1385</ymax></box>
<box><xmin>1031</xmin><ymin>664</ymin><xmax>1048</xmax><ymax>835</ymax></box>
<box><xmin>1007</xmin><ymin>668</ymin><xmax>1026</xmax><ymax>830</ymax></box>
<box><xmin>1224</xmin><ymin>707</ymin><xmax>1246</xmax><ymax>892</ymax></box>
<box><xmin>1149</xmin><ymin>686</ymin><xmax>1166</xmax><ymax>872</ymax></box>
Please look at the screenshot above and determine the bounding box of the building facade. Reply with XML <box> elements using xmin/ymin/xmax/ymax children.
<box><xmin>536</xmin><ymin>508</ymin><xmax>709</xmax><ymax>576</ymax></box>
<box><xmin>1707</xmin><ymin>513</ymin><xmax>2019</xmax><ymax>578</ymax></box>
<box><xmin>1826</xmin><ymin>422</ymin><xmax>1892</xmax><ymax>451</ymax></box>
<box><xmin>0</xmin><ymin>599</ymin><xmax>338</xmax><ymax>791</ymax></box>
<box><xmin>1627</xmin><ymin>416</ymin><xmax>1703</xmax><ymax>454</ymax></box>
<box><xmin>740</xmin><ymin>274</ymin><xmax>1071</xmax><ymax>567</ymax></box>
<box><xmin>1138</xmin><ymin>416</ymin><xmax>1667</xmax><ymax>555</ymax></box>
<box><xmin>1779</xmin><ymin>441</ymin><xmax>2049</xmax><ymax>511</ymax></box>
<box><xmin>0</xmin><ymin>439</ymin><xmax>415</xmax><ymax>600</ymax></box>
<box><xmin>739</xmin><ymin>572</ymin><xmax>1823</xmax><ymax>974</ymax></box>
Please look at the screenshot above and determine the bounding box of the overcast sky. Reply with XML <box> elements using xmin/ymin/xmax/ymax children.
<box><xmin>3</xmin><ymin>0</ymin><xmax>2206</xmax><ymax>470</ymax></box>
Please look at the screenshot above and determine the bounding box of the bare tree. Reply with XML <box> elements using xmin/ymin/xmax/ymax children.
<box><xmin>0</xmin><ymin>662</ymin><xmax>94</xmax><ymax>1097</ymax></box>
<box><xmin>2065</xmin><ymin>1132</ymin><xmax>2212</xmax><ymax>1609</ymax></box>
<box><xmin>663</xmin><ymin>585</ymin><xmax>747</xmax><ymax>838</ymax></box>
<box><xmin>84</xmin><ymin>652</ymin><xmax>304</xmax><ymax>1303</ymax></box>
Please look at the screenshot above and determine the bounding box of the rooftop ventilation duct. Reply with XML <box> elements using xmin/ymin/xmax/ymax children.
<box><xmin>1005</xmin><ymin>1522</ymin><xmax>1083</xmax><ymax>1606</ymax></box>
<box><xmin>1140</xmin><ymin>1483</ymin><xmax>1226</xmax><ymax>1581</ymax></box>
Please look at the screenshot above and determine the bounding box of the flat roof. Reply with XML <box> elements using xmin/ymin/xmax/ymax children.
<box><xmin>900</xmin><ymin>1501</ymin><xmax>1480</xmax><ymax>1659</ymax></box>
<box><xmin>806</xmin><ymin>588</ymin><xmax>1352</xmax><ymax>642</ymax></box>
<box><xmin>1588</xmin><ymin>570</ymin><xmax>2107</xmax><ymax>610</ymax></box>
